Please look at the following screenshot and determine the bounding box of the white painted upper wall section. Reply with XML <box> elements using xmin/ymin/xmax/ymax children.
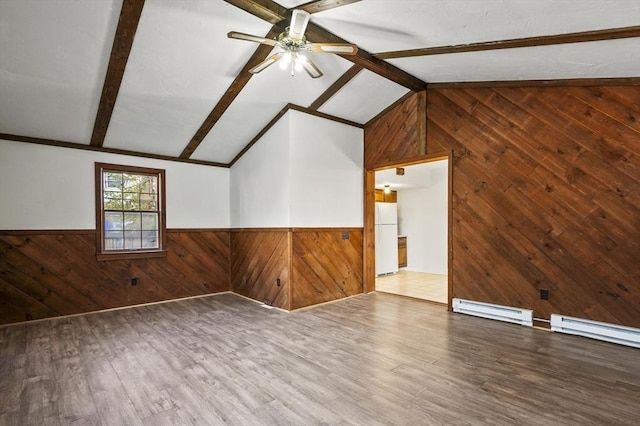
<box><xmin>230</xmin><ymin>110</ymin><xmax>363</xmax><ymax>228</ymax></box>
<box><xmin>230</xmin><ymin>114</ymin><xmax>291</xmax><ymax>228</ymax></box>
<box><xmin>0</xmin><ymin>0</ymin><xmax>122</xmax><ymax>144</ymax></box>
<box><xmin>289</xmin><ymin>110</ymin><xmax>363</xmax><ymax>227</ymax></box>
<box><xmin>0</xmin><ymin>140</ymin><xmax>230</xmax><ymax>230</ymax></box>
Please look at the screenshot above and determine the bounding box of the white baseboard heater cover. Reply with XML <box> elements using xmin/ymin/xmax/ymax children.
<box><xmin>452</xmin><ymin>298</ymin><xmax>533</xmax><ymax>327</ymax></box>
<box><xmin>550</xmin><ymin>314</ymin><xmax>640</xmax><ymax>348</ymax></box>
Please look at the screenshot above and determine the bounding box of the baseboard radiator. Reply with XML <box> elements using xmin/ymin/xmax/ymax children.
<box><xmin>550</xmin><ymin>314</ymin><xmax>640</xmax><ymax>348</ymax></box>
<box><xmin>452</xmin><ymin>298</ymin><xmax>533</xmax><ymax>327</ymax></box>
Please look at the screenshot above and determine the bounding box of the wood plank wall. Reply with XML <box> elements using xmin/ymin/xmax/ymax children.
<box><xmin>365</xmin><ymin>93</ymin><xmax>420</xmax><ymax>169</ymax></box>
<box><xmin>0</xmin><ymin>230</ymin><xmax>231</xmax><ymax>325</ymax></box>
<box><xmin>365</xmin><ymin>86</ymin><xmax>640</xmax><ymax>328</ymax></box>
<box><xmin>230</xmin><ymin>229</ymin><xmax>363</xmax><ymax>310</ymax></box>
<box><xmin>230</xmin><ymin>230</ymin><xmax>291</xmax><ymax>310</ymax></box>
<box><xmin>291</xmin><ymin>229</ymin><xmax>363</xmax><ymax>309</ymax></box>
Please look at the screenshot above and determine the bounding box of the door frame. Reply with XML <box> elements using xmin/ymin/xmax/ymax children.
<box><xmin>363</xmin><ymin>151</ymin><xmax>453</xmax><ymax>310</ymax></box>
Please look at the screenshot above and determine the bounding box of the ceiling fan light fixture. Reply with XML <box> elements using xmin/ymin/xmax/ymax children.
<box><xmin>289</xmin><ymin>10</ymin><xmax>310</xmax><ymax>40</ymax></box>
<box><xmin>228</xmin><ymin>8</ymin><xmax>357</xmax><ymax>79</ymax></box>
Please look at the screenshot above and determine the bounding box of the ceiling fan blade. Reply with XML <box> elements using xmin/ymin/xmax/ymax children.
<box><xmin>301</xmin><ymin>57</ymin><xmax>323</xmax><ymax>79</ymax></box>
<box><xmin>307</xmin><ymin>43</ymin><xmax>358</xmax><ymax>55</ymax></box>
<box><xmin>249</xmin><ymin>53</ymin><xmax>283</xmax><ymax>74</ymax></box>
<box><xmin>288</xmin><ymin>9</ymin><xmax>310</xmax><ymax>41</ymax></box>
<box><xmin>228</xmin><ymin>31</ymin><xmax>277</xmax><ymax>46</ymax></box>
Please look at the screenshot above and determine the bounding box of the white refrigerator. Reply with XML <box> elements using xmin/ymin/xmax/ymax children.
<box><xmin>375</xmin><ymin>202</ymin><xmax>399</xmax><ymax>276</ymax></box>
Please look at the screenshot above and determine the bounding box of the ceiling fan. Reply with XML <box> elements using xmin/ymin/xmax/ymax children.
<box><xmin>228</xmin><ymin>9</ymin><xmax>358</xmax><ymax>78</ymax></box>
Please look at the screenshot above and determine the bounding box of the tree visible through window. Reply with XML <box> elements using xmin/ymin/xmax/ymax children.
<box><xmin>95</xmin><ymin>163</ymin><xmax>166</xmax><ymax>260</ymax></box>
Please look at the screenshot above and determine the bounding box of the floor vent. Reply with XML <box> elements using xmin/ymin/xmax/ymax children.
<box><xmin>452</xmin><ymin>298</ymin><xmax>533</xmax><ymax>326</ymax></box>
<box><xmin>550</xmin><ymin>314</ymin><xmax>640</xmax><ymax>348</ymax></box>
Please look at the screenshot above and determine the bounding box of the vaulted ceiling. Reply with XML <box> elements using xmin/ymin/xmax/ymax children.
<box><xmin>1</xmin><ymin>0</ymin><xmax>638</xmax><ymax>167</ymax></box>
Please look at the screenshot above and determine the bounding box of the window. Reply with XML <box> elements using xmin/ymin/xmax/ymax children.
<box><xmin>95</xmin><ymin>163</ymin><xmax>166</xmax><ymax>260</ymax></box>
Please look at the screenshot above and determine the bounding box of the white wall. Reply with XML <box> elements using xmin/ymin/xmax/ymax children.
<box><xmin>397</xmin><ymin>163</ymin><xmax>448</xmax><ymax>275</ymax></box>
<box><xmin>230</xmin><ymin>109</ymin><xmax>363</xmax><ymax>228</ymax></box>
<box><xmin>0</xmin><ymin>140</ymin><xmax>230</xmax><ymax>229</ymax></box>
<box><xmin>1</xmin><ymin>109</ymin><xmax>363</xmax><ymax>231</ymax></box>
<box><xmin>289</xmin><ymin>110</ymin><xmax>363</xmax><ymax>227</ymax></box>
<box><xmin>229</xmin><ymin>114</ymin><xmax>290</xmax><ymax>228</ymax></box>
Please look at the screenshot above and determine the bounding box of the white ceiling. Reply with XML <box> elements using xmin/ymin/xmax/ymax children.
<box><xmin>1</xmin><ymin>0</ymin><xmax>638</xmax><ymax>165</ymax></box>
<box><xmin>0</xmin><ymin>0</ymin><xmax>121</xmax><ymax>144</ymax></box>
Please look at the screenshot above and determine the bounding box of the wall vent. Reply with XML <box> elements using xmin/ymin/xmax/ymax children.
<box><xmin>550</xmin><ymin>314</ymin><xmax>640</xmax><ymax>348</ymax></box>
<box><xmin>452</xmin><ymin>298</ymin><xmax>533</xmax><ymax>327</ymax></box>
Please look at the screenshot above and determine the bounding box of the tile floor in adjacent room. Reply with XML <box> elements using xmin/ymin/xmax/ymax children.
<box><xmin>375</xmin><ymin>270</ymin><xmax>448</xmax><ymax>304</ymax></box>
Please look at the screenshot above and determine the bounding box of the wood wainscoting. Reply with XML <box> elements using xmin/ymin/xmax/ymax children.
<box><xmin>230</xmin><ymin>229</ymin><xmax>291</xmax><ymax>310</ymax></box>
<box><xmin>291</xmin><ymin>228</ymin><xmax>363</xmax><ymax>309</ymax></box>
<box><xmin>230</xmin><ymin>228</ymin><xmax>363</xmax><ymax>311</ymax></box>
<box><xmin>364</xmin><ymin>85</ymin><xmax>640</xmax><ymax>328</ymax></box>
<box><xmin>1</xmin><ymin>227</ymin><xmax>363</xmax><ymax>324</ymax></box>
<box><xmin>0</xmin><ymin>229</ymin><xmax>231</xmax><ymax>325</ymax></box>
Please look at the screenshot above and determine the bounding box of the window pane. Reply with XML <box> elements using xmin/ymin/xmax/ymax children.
<box><xmin>140</xmin><ymin>194</ymin><xmax>157</xmax><ymax>211</ymax></box>
<box><xmin>104</xmin><ymin>172</ymin><xmax>122</xmax><ymax>192</ymax></box>
<box><xmin>123</xmin><ymin>192</ymin><xmax>140</xmax><ymax>211</ymax></box>
<box><xmin>139</xmin><ymin>176</ymin><xmax>152</xmax><ymax>193</ymax></box>
<box><xmin>105</xmin><ymin>230</ymin><xmax>123</xmax><ymax>250</ymax></box>
<box><xmin>124</xmin><ymin>213</ymin><xmax>141</xmax><ymax>230</ymax></box>
<box><xmin>124</xmin><ymin>231</ymin><xmax>141</xmax><ymax>249</ymax></box>
<box><xmin>104</xmin><ymin>195</ymin><xmax>123</xmax><ymax>210</ymax></box>
<box><xmin>123</xmin><ymin>174</ymin><xmax>139</xmax><ymax>192</ymax></box>
<box><xmin>105</xmin><ymin>212</ymin><xmax>123</xmax><ymax>230</ymax></box>
<box><xmin>98</xmin><ymin>164</ymin><xmax>164</xmax><ymax>256</ymax></box>
<box><xmin>142</xmin><ymin>230</ymin><xmax>159</xmax><ymax>248</ymax></box>
<box><xmin>150</xmin><ymin>176</ymin><xmax>158</xmax><ymax>194</ymax></box>
<box><xmin>141</xmin><ymin>213</ymin><xmax>158</xmax><ymax>230</ymax></box>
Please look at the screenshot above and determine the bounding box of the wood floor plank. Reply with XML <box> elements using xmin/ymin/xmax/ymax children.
<box><xmin>1</xmin><ymin>292</ymin><xmax>639</xmax><ymax>425</ymax></box>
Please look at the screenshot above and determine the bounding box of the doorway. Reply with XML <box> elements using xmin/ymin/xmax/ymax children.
<box><xmin>366</xmin><ymin>155</ymin><xmax>451</xmax><ymax>306</ymax></box>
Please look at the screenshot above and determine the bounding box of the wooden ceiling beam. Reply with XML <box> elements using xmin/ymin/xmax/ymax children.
<box><xmin>375</xmin><ymin>26</ymin><xmax>640</xmax><ymax>59</ymax></box>
<box><xmin>309</xmin><ymin>64</ymin><xmax>362</xmax><ymax>110</ymax></box>
<box><xmin>90</xmin><ymin>0</ymin><xmax>145</xmax><ymax>147</ymax></box>
<box><xmin>179</xmin><ymin>26</ymin><xmax>281</xmax><ymax>159</ymax></box>
<box><xmin>224</xmin><ymin>0</ymin><xmax>288</xmax><ymax>24</ymax></box>
<box><xmin>298</xmin><ymin>0</ymin><xmax>361</xmax><ymax>14</ymax></box>
<box><xmin>2</xmin><ymin>133</ymin><xmax>228</xmax><ymax>168</ymax></box>
<box><xmin>304</xmin><ymin>22</ymin><xmax>425</xmax><ymax>91</ymax></box>
<box><xmin>426</xmin><ymin>77</ymin><xmax>640</xmax><ymax>89</ymax></box>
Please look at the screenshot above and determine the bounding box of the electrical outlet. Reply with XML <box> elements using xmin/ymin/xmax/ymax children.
<box><xmin>276</xmin><ymin>278</ymin><xmax>281</xmax><ymax>287</ymax></box>
<box><xmin>540</xmin><ymin>289</ymin><xmax>549</xmax><ymax>300</ymax></box>
<box><xmin>131</xmin><ymin>277</ymin><xmax>138</xmax><ymax>286</ymax></box>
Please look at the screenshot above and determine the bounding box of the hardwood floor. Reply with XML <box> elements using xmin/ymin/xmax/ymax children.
<box><xmin>1</xmin><ymin>292</ymin><xmax>639</xmax><ymax>425</ymax></box>
<box><xmin>376</xmin><ymin>270</ymin><xmax>448</xmax><ymax>304</ymax></box>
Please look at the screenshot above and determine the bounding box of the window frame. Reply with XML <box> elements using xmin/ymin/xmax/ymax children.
<box><xmin>95</xmin><ymin>162</ymin><xmax>167</xmax><ymax>261</ymax></box>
